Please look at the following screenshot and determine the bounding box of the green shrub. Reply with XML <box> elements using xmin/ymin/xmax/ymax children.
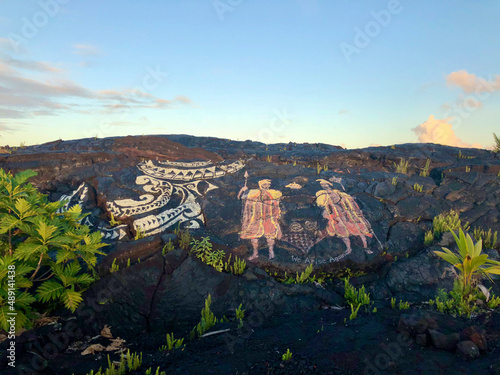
<box><xmin>0</xmin><ymin>169</ymin><xmax>107</xmax><ymax>330</ymax></box>
<box><xmin>434</xmin><ymin>228</ymin><xmax>500</xmax><ymax>293</ymax></box>
<box><xmin>191</xmin><ymin>237</ymin><xmax>224</xmax><ymax>272</ymax></box>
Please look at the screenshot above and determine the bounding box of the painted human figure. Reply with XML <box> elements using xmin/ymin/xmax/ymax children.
<box><xmin>315</xmin><ymin>179</ymin><xmax>373</xmax><ymax>255</ymax></box>
<box><xmin>238</xmin><ymin>179</ymin><xmax>282</xmax><ymax>260</ymax></box>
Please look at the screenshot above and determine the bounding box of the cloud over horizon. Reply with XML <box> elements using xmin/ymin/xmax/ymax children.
<box><xmin>412</xmin><ymin>115</ymin><xmax>482</xmax><ymax>149</ymax></box>
<box><xmin>0</xmin><ymin>52</ymin><xmax>191</xmax><ymax>124</ymax></box>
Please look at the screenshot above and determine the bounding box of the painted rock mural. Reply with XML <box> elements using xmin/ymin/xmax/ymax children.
<box><xmin>1</xmin><ymin>134</ymin><xmax>500</xmax><ymax>277</ymax></box>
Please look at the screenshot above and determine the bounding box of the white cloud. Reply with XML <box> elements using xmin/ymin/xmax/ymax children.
<box><xmin>446</xmin><ymin>70</ymin><xmax>500</xmax><ymax>94</ymax></box>
<box><xmin>412</xmin><ymin>115</ymin><xmax>482</xmax><ymax>149</ymax></box>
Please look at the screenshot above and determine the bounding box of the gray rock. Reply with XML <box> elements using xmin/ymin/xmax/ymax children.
<box><xmin>456</xmin><ymin>340</ymin><xmax>480</xmax><ymax>360</ymax></box>
<box><xmin>429</xmin><ymin>329</ymin><xmax>460</xmax><ymax>350</ymax></box>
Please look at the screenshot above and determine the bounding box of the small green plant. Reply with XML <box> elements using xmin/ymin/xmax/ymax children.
<box><xmin>390</xmin><ymin>297</ymin><xmax>396</xmax><ymax>309</ymax></box>
<box><xmin>394</xmin><ymin>157</ymin><xmax>409</xmax><ymax>174</ymax></box>
<box><xmin>344</xmin><ymin>278</ymin><xmax>371</xmax><ymax>316</ymax></box>
<box><xmin>192</xmin><ymin>294</ymin><xmax>217</xmax><ymax>338</ymax></box>
<box><xmin>282</xmin><ymin>349</ymin><xmax>292</xmax><ymax>361</ymax></box>
<box><xmin>179</xmin><ymin>229</ymin><xmax>191</xmax><ymax>251</ymax></box>
<box><xmin>162</xmin><ymin>239</ymin><xmax>174</xmax><ymax>255</ymax></box>
<box><xmin>110</xmin><ymin>258</ymin><xmax>119</xmax><ymax>273</ymax></box>
<box><xmin>424</xmin><ymin>230</ymin><xmax>434</xmax><ymax>246</ymax></box>
<box><xmin>349</xmin><ymin>303</ymin><xmax>361</xmax><ymax>320</ymax></box>
<box><xmin>235</xmin><ymin>303</ymin><xmax>245</xmax><ymax>328</ymax></box>
<box><xmin>429</xmin><ymin>282</ymin><xmax>479</xmax><ymax>318</ymax></box>
<box><xmin>267</xmin><ymin>155</ymin><xmax>272</xmax><ymax>162</ymax></box>
<box><xmin>420</xmin><ymin>158</ymin><xmax>431</xmax><ymax>177</ymax></box>
<box><xmin>391</xmin><ymin>145</ymin><xmax>396</xmax><ymax>150</ymax></box>
<box><xmin>465</xmin><ymin>165</ymin><xmax>471</xmax><ymax>173</ymax></box>
<box><xmin>316</xmin><ymin>162</ymin><xmax>321</xmax><ymax>175</ymax></box>
<box><xmin>494</xmin><ymin>133</ymin><xmax>500</xmax><ymax>153</ymax></box>
<box><xmin>160</xmin><ymin>333</ymin><xmax>184</xmax><ymax>351</ymax></box>
<box><xmin>391</xmin><ymin>177</ymin><xmax>398</xmax><ymax>186</ymax></box>
<box><xmin>134</xmin><ymin>226</ymin><xmax>146</xmax><ymax>240</ymax></box>
<box><xmin>19</xmin><ymin>141</ymin><xmax>26</xmax><ymax>149</ymax></box>
<box><xmin>191</xmin><ymin>237</ymin><xmax>225</xmax><ymax>272</ymax></box>
<box><xmin>434</xmin><ymin>228</ymin><xmax>500</xmax><ymax>294</ymax></box>
<box><xmin>488</xmin><ymin>296</ymin><xmax>500</xmax><ymax>309</ymax></box>
<box><xmin>399</xmin><ymin>300</ymin><xmax>410</xmax><ymax>310</ymax></box>
<box><xmin>231</xmin><ymin>256</ymin><xmax>247</xmax><ymax>275</ymax></box>
<box><xmin>473</xmin><ymin>227</ymin><xmax>498</xmax><ymax>249</ymax></box>
<box><xmin>82</xmin><ymin>350</ymin><xmax>143</xmax><ymax>375</ymax></box>
<box><xmin>323</xmin><ymin>164</ymin><xmax>328</xmax><ymax>172</ymax></box>
<box><xmin>126</xmin><ymin>258</ymin><xmax>131</xmax><ymax>267</ymax></box>
<box><xmin>413</xmin><ymin>183</ymin><xmax>423</xmax><ymax>192</ymax></box>
<box><xmin>109</xmin><ymin>213</ymin><xmax>122</xmax><ymax>227</ymax></box>
<box><xmin>145</xmin><ymin>368</ymin><xmax>166</xmax><ymax>375</ymax></box>
<box><xmin>372</xmin><ymin>307</ymin><xmax>377</xmax><ymax>313</ymax></box>
<box><xmin>296</xmin><ymin>264</ymin><xmax>315</xmax><ymax>284</ymax></box>
<box><xmin>293</xmin><ymin>160</ymin><xmax>297</xmax><ymax>166</ymax></box>
<box><xmin>433</xmin><ymin>210</ymin><xmax>469</xmax><ymax>237</ymax></box>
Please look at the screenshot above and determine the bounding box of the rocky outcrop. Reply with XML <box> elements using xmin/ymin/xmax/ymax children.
<box><xmin>1</xmin><ymin>135</ymin><xmax>499</xmax><ymax>302</ymax></box>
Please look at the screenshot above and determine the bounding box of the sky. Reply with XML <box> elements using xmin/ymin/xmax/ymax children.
<box><xmin>0</xmin><ymin>0</ymin><xmax>499</xmax><ymax>149</ymax></box>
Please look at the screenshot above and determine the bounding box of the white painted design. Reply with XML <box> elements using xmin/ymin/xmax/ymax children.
<box><xmin>107</xmin><ymin>159</ymin><xmax>245</xmax><ymax>237</ymax></box>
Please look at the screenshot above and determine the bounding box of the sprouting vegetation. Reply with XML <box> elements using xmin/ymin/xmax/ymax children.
<box><xmin>432</xmin><ymin>210</ymin><xmax>469</xmax><ymax>238</ymax></box>
<box><xmin>191</xmin><ymin>294</ymin><xmax>217</xmax><ymax>339</ymax></box>
<box><xmin>144</xmin><ymin>368</ymin><xmax>166</xmax><ymax>375</ymax></box>
<box><xmin>473</xmin><ymin>227</ymin><xmax>498</xmax><ymax>249</ymax></box>
<box><xmin>159</xmin><ymin>333</ymin><xmax>184</xmax><ymax>351</ymax></box>
<box><xmin>394</xmin><ymin>157</ymin><xmax>409</xmax><ymax>174</ymax></box>
<box><xmin>79</xmin><ymin>350</ymin><xmax>142</xmax><ymax>375</ymax></box>
<box><xmin>178</xmin><ymin>229</ymin><xmax>191</xmax><ymax>251</ymax></box>
<box><xmin>413</xmin><ymin>183</ymin><xmax>423</xmax><ymax>192</ymax></box>
<box><xmin>110</xmin><ymin>258</ymin><xmax>120</xmax><ymax>273</ymax></box>
<box><xmin>134</xmin><ymin>226</ymin><xmax>146</xmax><ymax>240</ymax></box>
<box><xmin>282</xmin><ymin>349</ymin><xmax>293</xmax><ymax>361</ymax></box>
<box><xmin>235</xmin><ymin>303</ymin><xmax>245</xmax><ymax>328</ymax></box>
<box><xmin>344</xmin><ymin>278</ymin><xmax>371</xmax><ymax>320</ymax></box>
<box><xmin>162</xmin><ymin>239</ymin><xmax>175</xmax><ymax>255</ymax></box>
<box><xmin>424</xmin><ymin>230</ymin><xmax>434</xmax><ymax>246</ymax></box>
<box><xmin>391</xmin><ymin>177</ymin><xmax>398</xmax><ymax>186</ymax></box>
<box><xmin>419</xmin><ymin>158</ymin><xmax>431</xmax><ymax>177</ymax></box>
<box><xmin>109</xmin><ymin>213</ymin><xmax>122</xmax><ymax>227</ymax></box>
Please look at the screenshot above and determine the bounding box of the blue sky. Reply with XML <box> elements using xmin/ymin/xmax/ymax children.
<box><xmin>0</xmin><ymin>0</ymin><xmax>499</xmax><ymax>149</ymax></box>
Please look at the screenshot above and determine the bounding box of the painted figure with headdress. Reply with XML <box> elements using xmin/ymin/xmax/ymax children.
<box><xmin>315</xmin><ymin>179</ymin><xmax>373</xmax><ymax>255</ymax></box>
<box><xmin>237</xmin><ymin>179</ymin><xmax>282</xmax><ymax>260</ymax></box>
